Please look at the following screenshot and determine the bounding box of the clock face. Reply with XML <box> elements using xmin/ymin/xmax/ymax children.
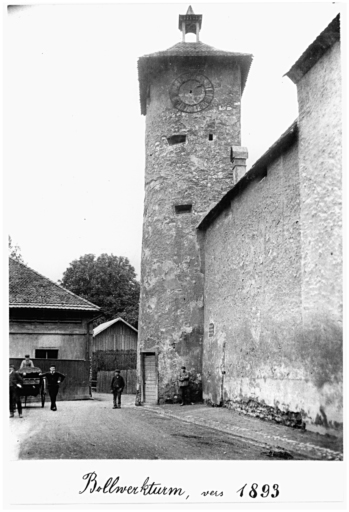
<box><xmin>169</xmin><ymin>72</ymin><xmax>214</xmax><ymax>113</ymax></box>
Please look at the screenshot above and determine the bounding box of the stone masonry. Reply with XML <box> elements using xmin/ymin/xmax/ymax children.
<box><xmin>137</xmin><ymin>7</ymin><xmax>252</xmax><ymax>403</ymax></box>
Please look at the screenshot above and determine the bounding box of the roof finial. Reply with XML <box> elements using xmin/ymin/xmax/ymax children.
<box><xmin>179</xmin><ymin>6</ymin><xmax>202</xmax><ymax>42</ymax></box>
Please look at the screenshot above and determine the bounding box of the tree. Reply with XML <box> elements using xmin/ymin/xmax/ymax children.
<box><xmin>60</xmin><ymin>253</ymin><xmax>140</xmax><ymax>327</ymax></box>
<box><xmin>8</xmin><ymin>236</ymin><xmax>25</xmax><ymax>263</ymax></box>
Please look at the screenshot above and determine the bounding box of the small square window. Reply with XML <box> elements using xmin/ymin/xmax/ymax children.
<box><xmin>208</xmin><ymin>134</ymin><xmax>214</xmax><ymax>141</ymax></box>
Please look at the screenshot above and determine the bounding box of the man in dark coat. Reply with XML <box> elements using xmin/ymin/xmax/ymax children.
<box><xmin>178</xmin><ymin>366</ymin><xmax>190</xmax><ymax>406</ymax></box>
<box><xmin>9</xmin><ymin>364</ymin><xmax>23</xmax><ymax>418</ymax></box>
<box><xmin>110</xmin><ymin>369</ymin><xmax>125</xmax><ymax>409</ymax></box>
<box><xmin>40</xmin><ymin>365</ymin><xmax>65</xmax><ymax>411</ymax></box>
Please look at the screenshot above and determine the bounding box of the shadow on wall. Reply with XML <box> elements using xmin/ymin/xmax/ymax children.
<box><xmin>229</xmin><ymin>315</ymin><xmax>342</xmax><ymax>391</ymax></box>
<box><xmin>295</xmin><ymin>317</ymin><xmax>342</xmax><ymax>389</ymax></box>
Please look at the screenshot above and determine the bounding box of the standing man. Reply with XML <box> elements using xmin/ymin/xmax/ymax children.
<box><xmin>40</xmin><ymin>365</ymin><xmax>65</xmax><ymax>411</ymax></box>
<box><xmin>20</xmin><ymin>354</ymin><xmax>34</xmax><ymax>369</ymax></box>
<box><xmin>110</xmin><ymin>369</ymin><xmax>125</xmax><ymax>409</ymax></box>
<box><xmin>178</xmin><ymin>366</ymin><xmax>190</xmax><ymax>406</ymax></box>
<box><xmin>9</xmin><ymin>364</ymin><xmax>23</xmax><ymax>418</ymax></box>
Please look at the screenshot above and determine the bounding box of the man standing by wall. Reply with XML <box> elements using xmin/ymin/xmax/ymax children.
<box><xmin>110</xmin><ymin>369</ymin><xmax>125</xmax><ymax>409</ymax></box>
<box><xmin>178</xmin><ymin>366</ymin><xmax>190</xmax><ymax>406</ymax></box>
<box><xmin>9</xmin><ymin>364</ymin><xmax>23</xmax><ymax>418</ymax></box>
<box><xmin>40</xmin><ymin>365</ymin><xmax>65</xmax><ymax>411</ymax></box>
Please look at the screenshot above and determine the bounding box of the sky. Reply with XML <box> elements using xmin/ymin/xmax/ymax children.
<box><xmin>4</xmin><ymin>1</ymin><xmax>342</xmax><ymax>283</ymax></box>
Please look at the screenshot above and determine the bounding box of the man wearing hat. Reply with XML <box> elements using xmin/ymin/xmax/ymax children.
<box><xmin>110</xmin><ymin>369</ymin><xmax>125</xmax><ymax>409</ymax></box>
<box><xmin>9</xmin><ymin>364</ymin><xmax>23</xmax><ymax>418</ymax></box>
<box><xmin>40</xmin><ymin>365</ymin><xmax>66</xmax><ymax>411</ymax></box>
<box><xmin>178</xmin><ymin>366</ymin><xmax>190</xmax><ymax>406</ymax></box>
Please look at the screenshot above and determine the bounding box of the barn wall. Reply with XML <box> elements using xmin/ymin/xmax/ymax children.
<box><xmin>10</xmin><ymin>319</ymin><xmax>90</xmax><ymax>360</ymax></box>
<box><xmin>10</xmin><ymin>358</ymin><xmax>91</xmax><ymax>400</ymax></box>
<box><xmin>93</xmin><ymin>322</ymin><xmax>137</xmax><ymax>352</ymax></box>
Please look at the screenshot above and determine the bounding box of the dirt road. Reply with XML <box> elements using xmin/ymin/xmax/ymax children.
<box><xmin>9</xmin><ymin>393</ymin><xmax>301</xmax><ymax>461</ymax></box>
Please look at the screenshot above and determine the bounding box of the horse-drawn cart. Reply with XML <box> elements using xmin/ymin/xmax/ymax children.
<box><xmin>18</xmin><ymin>366</ymin><xmax>45</xmax><ymax>408</ymax></box>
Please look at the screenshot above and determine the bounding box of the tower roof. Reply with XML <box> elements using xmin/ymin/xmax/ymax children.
<box><xmin>178</xmin><ymin>5</ymin><xmax>202</xmax><ymax>35</ymax></box>
<box><xmin>138</xmin><ymin>39</ymin><xmax>253</xmax><ymax>115</ymax></box>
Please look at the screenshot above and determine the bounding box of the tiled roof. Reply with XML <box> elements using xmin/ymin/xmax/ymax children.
<box><xmin>142</xmin><ymin>41</ymin><xmax>251</xmax><ymax>58</ymax></box>
<box><xmin>197</xmin><ymin>121</ymin><xmax>298</xmax><ymax>231</ymax></box>
<box><xmin>286</xmin><ymin>14</ymin><xmax>340</xmax><ymax>84</ymax></box>
<box><xmin>138</xmin><ymin>41</ymin><xmax>253</xmax><ymax>115</ymax></box>
<box><xmin>9</xmin><ymin>258</ymin><xmax>101</xmax><ymax>312</ymax></box>
<box><xmin>93</xmin><ymin>317</ymin><xmax>138</xmax><ymax>337</ymax></box>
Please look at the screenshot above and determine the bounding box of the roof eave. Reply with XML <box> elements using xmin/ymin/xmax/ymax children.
<box><xmin>93</xmin><ymin>317</ymin><xmax>138</xmax><ymax>336</ymax></box>
<box><xmin>9</xmin><ymin>257</ymin><xmax>101</xmax><ymax>311</ymax></box>
<box><xmin>285</xmin><ymin>14</ymin><xmax>340</xmax><ymax>84</ymax></box>
<box><xmin>9</xmin><ymin>303</ymin><xmax>101</xmax><ymax>312</ymax></box>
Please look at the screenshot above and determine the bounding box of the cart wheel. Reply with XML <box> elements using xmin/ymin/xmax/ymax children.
<box><xmin>41</xmin><ymin>393</ymin><xmax>45</xmax><ymax>408</ymax></box>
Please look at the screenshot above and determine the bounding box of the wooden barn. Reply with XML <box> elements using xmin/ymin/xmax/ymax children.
<box><xmin>9</xmin><ymin>257</ymin><xmax>101</xmax><ymax>400</ymax></box>
<box><xmin>92</xmin><ymin>318</ymin><xmax>138</xmax><ymax>394</ymax></box>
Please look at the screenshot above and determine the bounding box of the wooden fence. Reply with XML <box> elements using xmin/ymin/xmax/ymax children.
<box><xmin>92</xmin><ymin>350</ymin><xmax>136</xmax><ymax>379</ymax></box>
<box><xmin>10</xmin><ymin>358</ymin><xmax>91</xmax><ymax>401</ymax></box>
<box><xmin>96</xmin><ymin>370</ymin><xmax>137</xmax><ymax>394</ymax></box>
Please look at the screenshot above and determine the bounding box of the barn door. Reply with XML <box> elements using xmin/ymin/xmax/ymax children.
<box><xmin>143</xmin><ymin>353</ymin><xmax>157</xmax><ymax>404</ymax></box>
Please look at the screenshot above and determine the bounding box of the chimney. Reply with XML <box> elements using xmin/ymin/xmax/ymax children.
<box><xmin>231</xmin><ymin>146</ymin><xmax>248</xmax><ymax>185</ymax></box>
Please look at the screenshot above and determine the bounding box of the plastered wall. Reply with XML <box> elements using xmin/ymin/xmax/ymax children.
<box><xmin>202</xmin><ymin>145</ymin><xmax>309</xmax><ymax>418</ymax></box>
<box><xmin>296</xmin><ymin>41</ymin><xmax>342</xmax><ymax>431</ymax></box>
<box><xmin>202</xmin><ymin>43</ymin><xmax>342</xmax><ymax>433</ymax></box>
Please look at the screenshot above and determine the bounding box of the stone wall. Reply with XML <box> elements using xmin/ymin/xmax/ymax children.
<box><xmin>138</xmin><ymin>57</ymin><xmax>244</xmax><ymax>402</ymax></box>
<box><xmin>202</xmin><ymin>42</ymin><xmax>342</xmax><ymax>434</ymax></box>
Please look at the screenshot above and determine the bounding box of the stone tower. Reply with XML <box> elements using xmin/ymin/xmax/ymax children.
<box><xmin>137</xmin><ymin>6</ymin><xmax>252</xmax><ymax>404</ymax></box>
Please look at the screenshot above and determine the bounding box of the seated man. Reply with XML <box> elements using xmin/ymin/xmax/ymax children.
<box><xmin>20</xmin><ymin>354</ymin><xmax>34</xmax><ymax>369</ymax></box>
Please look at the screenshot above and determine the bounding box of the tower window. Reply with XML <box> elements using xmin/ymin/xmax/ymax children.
<box><xmin>175</xmin><ymin>204</ymin><xmax>192</xmax><ymax>214</ymax></box>
<box><xmin>167</xmin><ymin>134</ymin><xmax>186</xmax><ymax>145</ymax></box>
<box><xmin>208</xmin><ymin>134</ymin><xmax>214</xmax><ymax>141</ymax></box>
